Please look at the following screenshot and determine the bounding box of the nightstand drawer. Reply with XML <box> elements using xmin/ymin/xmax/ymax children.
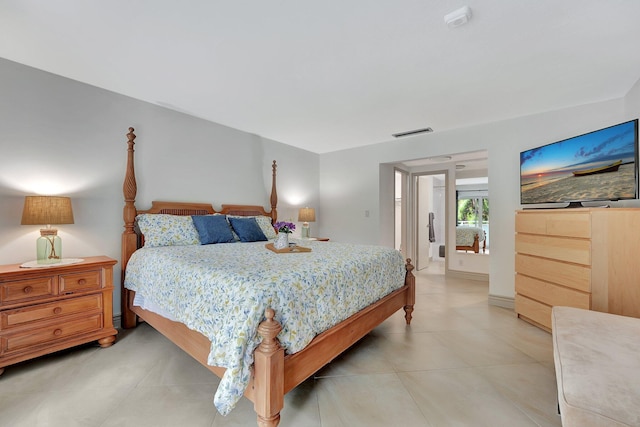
<box><xmin>1</xmin><ymin>294</ymin><xmax>102</xmax><ymax>330</ymax></box>
<box><xmin>0</xmin><ymin>276</ymin><xmax>56</xmax><ymax>305</ymax></box>
<box><xmin>59</xmin><ymin>270</ymin><xmax>101</xmax><ymax>293</ymax></box>
<box><xmin>0</xmin><ymin>256</ymin><xmax>117</xmax><ymax>372</ymax></box>
<box><xmin>2</xmin><ymin>313</ymin><xmax>103</xmax><ymax>354</ymax></box>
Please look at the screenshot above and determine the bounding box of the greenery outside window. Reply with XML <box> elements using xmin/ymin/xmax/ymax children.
<box><xmin>456</xmin><ymin>189</ymin><xmax>490</xmax><ymax>248</ymax></box>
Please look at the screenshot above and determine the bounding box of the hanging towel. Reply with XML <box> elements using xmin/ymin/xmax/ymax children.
<box><xmin>428</xmin><ymin>212</ymin><xmax>436</xmax><ymax>242</ymax></box>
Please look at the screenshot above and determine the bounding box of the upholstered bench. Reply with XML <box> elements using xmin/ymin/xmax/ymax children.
<box><xmin>551</xmin><ymin>306</ymin><xmax>640</xmax><ymax>427</ymax></box>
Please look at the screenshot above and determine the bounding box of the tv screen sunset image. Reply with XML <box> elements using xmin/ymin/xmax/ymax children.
<box><xmin>520</xmin><ymin>120</ymin><xmax>637</xmax><ymax>204</ymax></box>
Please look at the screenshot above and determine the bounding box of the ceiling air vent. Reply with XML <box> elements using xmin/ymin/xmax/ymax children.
<box><xmin>392</xmin><ymin>127</ymin><xmax>433</xmax><ymax>138</ymax></box>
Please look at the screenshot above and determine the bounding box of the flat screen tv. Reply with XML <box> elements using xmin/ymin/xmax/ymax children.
<box><xmin>520</xmin><ymin>119</ymin><xmax>638</xmax><ymax>207</ymax></box>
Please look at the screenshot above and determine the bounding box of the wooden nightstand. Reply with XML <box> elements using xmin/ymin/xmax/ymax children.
<box><xmin>0</xmin><ymin>256</ymin><xmax>118</xmax><ymax>375</ymax></box>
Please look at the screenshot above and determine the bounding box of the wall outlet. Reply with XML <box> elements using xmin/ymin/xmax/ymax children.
<box><xmin>458</xmin><ymin>259</ymin><xmax>463</xmax><ymax>266</ymax></box>
<box><xmin>364</xmin><ymin>210</ymin><xmax>370</xmax><ymax>217</ymax></box>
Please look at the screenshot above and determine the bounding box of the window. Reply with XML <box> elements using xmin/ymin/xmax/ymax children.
<box><xmin>456</xmin><ymin>190</ymin><xmax>488</xmax><ymax>226</ymax></box>
<box><xmin>456</xmin><ymin>187</ymin><xmax>489</xmax><ymax>249</ymax></box>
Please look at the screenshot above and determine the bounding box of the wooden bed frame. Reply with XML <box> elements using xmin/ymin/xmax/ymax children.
<box><xmin>120</xmin><ymin>128</ymin><xmax>416</xmax><ymax>427</ymax></box>
<box><xmin>455</xmin><ymin>233</ymin><xmax>486</xmax><ymax>253</ymax></box>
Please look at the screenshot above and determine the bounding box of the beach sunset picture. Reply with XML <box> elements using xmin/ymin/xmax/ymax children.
<box><xmin>520</xmin><ymin>120</ymin><xmax>638</xmax><ymax>204</ymax></box>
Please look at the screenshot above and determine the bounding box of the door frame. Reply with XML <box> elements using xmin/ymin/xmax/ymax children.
<box><xmin>394</xmin><ymin>168</ymin><xmax>409</xmax><ymax>257</ymax></box>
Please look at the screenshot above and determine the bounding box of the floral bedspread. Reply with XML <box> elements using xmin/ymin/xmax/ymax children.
<box><xmin>124</xmin><ymin>239</ymin><xmax>406</xmax><ymax>415</ymax></box>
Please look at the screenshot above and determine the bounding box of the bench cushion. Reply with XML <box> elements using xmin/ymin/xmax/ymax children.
<box><xmin>552</xmin><ymin>306</ymin><xmax>640</xmax><ymax>427</ymax></box>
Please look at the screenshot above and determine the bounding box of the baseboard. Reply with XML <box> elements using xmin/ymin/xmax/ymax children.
<box><xmin>488</xmin><ymin>294</ymin><xmax>514</xmax><ymax>310</ymax></box>
<box><xmin>113</xmin><ymin>314</ymin><xmax>122</xmax><ymax>330</ymax></box>
<box><xmin>446</xmin><ymin>269</ymin><xmax>489</xmax><ymax>282</ymax></box>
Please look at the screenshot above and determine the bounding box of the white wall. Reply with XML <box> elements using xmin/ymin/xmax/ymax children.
<box><xmin>319</xmin><ymin>98</ymin><xmax>637</xmax><ymax>300</ymax></box>
<box><xmin>4</xmin><ymin>56</ymin><xmax>638</xmax><ymax>314</ymax></box>
<box><xmin>625</xmin><ymin>77</ymin><xmax>640</xmax><ymax>117</ymax></box>
<box><xmin>0</xmin><ymin>58</ymin><xmax>319</xmax><ymax>318</ymax></box>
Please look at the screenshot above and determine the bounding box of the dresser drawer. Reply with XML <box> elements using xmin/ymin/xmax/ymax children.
<box><xmin>515</xmin><ymin>253</ymin><xmax>591</xmax><ymax>292</ymax></box>
<box><xmin>1</xmin><ymin>313</ymin><xmax>103</xmax><ymax>354</ymax></box>
<box><xmin>0</xmin><ymin>276</ymin><xmax>56</xmax><ymax>305</ymax></box>
<box><xmin>515</xmin><ymin>274</ymin><xmax>590</xmax><ymax>309</ymax></box>
<box><xmin>59</xmin><ymin>270</ymin><xmax>102</xmax><ymax>293</ymax></box>
<box><xmin>516</xmin><ymin>211</ymin><xmax>591</xmax><ymax>238</ymax></box>
<box><xmin>515</xmin><ymin>294</ymin><xmax>552</xmax><ymax>330</ymax></box>
<box><xmin>0</xmin><ymin>294</ymin><xmax>102</xmax><ymax>330</ymax></box>
<box><xmin>515</xmin><ymin>233</ymin><xmax>591</xmax><ymax>265</ymax></box>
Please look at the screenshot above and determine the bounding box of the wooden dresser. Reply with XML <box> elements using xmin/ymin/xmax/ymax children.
<box><xmin>515</xmin><ymin>208</ymin><xmax>640</xmax><ymax>331</ymax></box>
<box><xmin>0</xmin><ymin>256</ymin><xmax>117</xmax><ymax>375</ymax></box>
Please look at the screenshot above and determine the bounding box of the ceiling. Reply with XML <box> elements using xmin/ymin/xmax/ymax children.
<box><xmin>2</xmin><ymin>1</ymin><xmax>640</xmax><ymax>154</ymax></box>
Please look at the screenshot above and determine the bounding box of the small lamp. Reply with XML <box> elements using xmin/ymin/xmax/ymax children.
<box><xmin>21</xmin><ymin>196</ymin><xmax>74</xmax><ymax>264</ymax></box>
<box><xmin>298</xmin><ymin>207</ymin><xmax>316</xmax><ymax>239</ymax></box>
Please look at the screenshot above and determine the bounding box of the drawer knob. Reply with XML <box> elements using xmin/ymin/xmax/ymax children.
<box><xmin>78</xmin><ymin>279</ymin><xmax>87</xmax><ymax>285</ymax></box>
<box><xmin>53</xmin><ymin>329</ymin><xmax>62</xmax><ymax>336</ymax></box>
<box><xmin>23</xmin><ymin>286</ymin><xmax>33</xmax><ymax>294</ymax></box>
<box><xmin>53</xmin><ymin>307</ymin><xmax>62</xmax><ymax>315</ymax></box>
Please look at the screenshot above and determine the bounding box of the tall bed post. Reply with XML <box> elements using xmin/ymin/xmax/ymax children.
<box><xmin>270</xmin><ymin>160</ymin><xmax>278</xmax><ymax>223</ymax></box>
<box><xmin>121</xmin><ymin>127</ymin><xmax>138</xmax><ymax>329</ymax></box>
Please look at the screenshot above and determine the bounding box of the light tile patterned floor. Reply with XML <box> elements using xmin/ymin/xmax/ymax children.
<box><xmin>0</xmin><ymin>262</ymin><xmax>561</xmax><ymax>426</ymax></box>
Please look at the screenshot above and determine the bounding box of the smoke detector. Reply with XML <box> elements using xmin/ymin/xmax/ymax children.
<box><xmin>444</xmin><ymin>6</ymin><xmax>472</xmax><ymax>28</ymax></box>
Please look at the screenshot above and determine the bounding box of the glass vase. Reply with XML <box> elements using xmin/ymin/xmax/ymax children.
<box><xmin>37</xmin><ymin>229</ymin><xmax>62</xmax><ymax>264</ymax></box>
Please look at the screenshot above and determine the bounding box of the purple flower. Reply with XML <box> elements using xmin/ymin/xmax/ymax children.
<box><xmin>274</xmin><ymin>221</ymin><xmax>296</xmax><ymax>233</ymax></box>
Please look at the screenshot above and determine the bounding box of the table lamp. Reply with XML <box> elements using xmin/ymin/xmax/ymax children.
<box><xmin>298</xmin><ymin>207</ymin><xmax>316</xmax><ymax>239</ymax></box>
<box><xmin>21</xmin><ymin>196</ymin><xmax>74</xmax><ymax>264</ymax></box>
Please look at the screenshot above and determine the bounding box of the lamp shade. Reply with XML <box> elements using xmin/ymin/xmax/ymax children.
<box><xmin>298</xmin><ymin>207</ymin><xmax>316</xmax><ymax>223</ymax></box>
<box><xmin>21</xmin><ymin>196</ymin><xmax>74</xmax><ymax>225</ymax></box>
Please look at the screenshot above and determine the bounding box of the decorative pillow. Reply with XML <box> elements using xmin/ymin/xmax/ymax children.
<box><xmin>191</xmin><ymin>215</ymin><xmax>235</xmax><ymax>244</ymax></box>
<box><xmin>137</xmin><ymin>214</ymin><xmax>200</xmax><ymax>247</ymax></box>
<box><xmin>254</xmin><ymin>216</ymin><xmax>277</xmax><ymax>239</ymax></box>
<box><xmin>227</xmin><ymin>217</ymin><xmax>268</xmax><ymax>242</ymax></box>
<box><xmin>226</xmin><ymin>215</ymin><xmax>276</xmax><ymax>240</ymax></box>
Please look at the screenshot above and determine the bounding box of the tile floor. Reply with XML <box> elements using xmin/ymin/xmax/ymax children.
<box><xmin>0</xmin><ymin>262</ymin><xmax>561</xmax><ymax>426</ymax></box>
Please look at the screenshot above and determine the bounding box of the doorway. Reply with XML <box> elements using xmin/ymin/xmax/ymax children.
<box><xmin>415</xmin><ymin>173</ymin><xmax>446</xmax><ymax>271</ymax></box>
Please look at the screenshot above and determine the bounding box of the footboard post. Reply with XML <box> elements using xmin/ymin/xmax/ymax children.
<box><xmin>404</xmin><ymin>259</ymin><xmax>415</xmax><ymax>325</ymax></box>
<box><xmin>254</xmin><ymin>308</ymin><xmax>284</xmax><ymax>427</ymax></box>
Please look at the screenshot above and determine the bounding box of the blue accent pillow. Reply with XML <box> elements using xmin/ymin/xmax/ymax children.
<box><xmin>228</xmin><ymin>217</ymin><xmax>268</xmax><ymax>242</ymax></box>
<box><xmin>191</xmin><ymin>215</ymin><xmax>236</xmax><ymax>244</ymax></box>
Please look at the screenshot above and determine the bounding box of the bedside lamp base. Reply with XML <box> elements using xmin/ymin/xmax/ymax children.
<box><xmin>37</xmin><ymin>228</ymin><xmax>62</xmax><ymax>264</ymax></box>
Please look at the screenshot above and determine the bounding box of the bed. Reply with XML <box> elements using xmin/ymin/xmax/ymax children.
<box><xmin>455</xmin><ymin>226</ymin><xmax>486</xmax><ymax>253</ymax></box>
<box><xmin>120</xmin><ymin>128</ymin><xmax>416</xmax><ymax>427</ymax></box>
